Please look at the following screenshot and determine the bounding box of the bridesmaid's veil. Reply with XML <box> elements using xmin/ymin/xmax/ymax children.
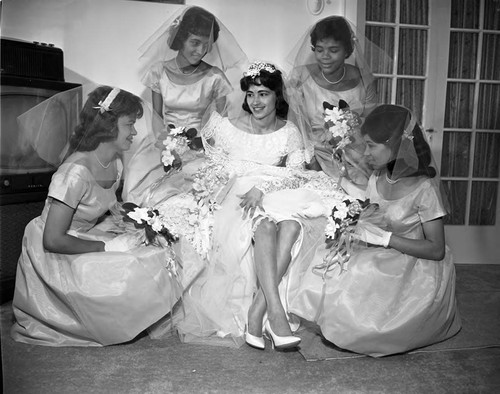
<box><xmin>138</xmin><ymin>6</ymin><xmax>248</xmax><ymax>77</ymax></box>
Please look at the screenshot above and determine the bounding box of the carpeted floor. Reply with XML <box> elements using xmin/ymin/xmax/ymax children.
<box><xmin>2</xmin><ymin>264</ymin><xmax>500</xmax><ymax>394</ymax></box>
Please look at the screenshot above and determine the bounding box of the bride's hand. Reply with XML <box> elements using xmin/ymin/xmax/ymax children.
<box><xmin>238</xmin><ymin>186</ymin><xmax>265</xmax><ymax>219</ymax></box>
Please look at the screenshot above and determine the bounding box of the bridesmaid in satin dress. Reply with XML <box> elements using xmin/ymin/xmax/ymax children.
<box><xmin>11</xmin><ymin>86</ymin><xmax>183</xmax><ymax>346</ymax></box>
<box><xmin>286</xmin><ymin>16</ymin><xmax>379</xmax><ymax>185</ymax></box>
<box><xmin>289</xmin><ymin>104</ymin><xmax>461</xmax><ymax>357</ymax></box>
<box><xmin>123</xmin><ymin>5</ymin><xmax>247</xmax><ymax>205</ymax></box>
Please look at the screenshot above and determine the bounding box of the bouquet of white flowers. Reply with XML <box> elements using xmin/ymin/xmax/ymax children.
<box><xmin>322</xmin><ymin>100</ymin><xmax>361</xmax><ymax>151</ymax></box>
<box><xmin>160</xmin><ymin>124</ymin><xmax>198</xmax><ymax>172</ymax></box>
<box><xmin>121</xmin><ymin>202</ymin><xmax>179</xmax><ymax>246</ymax></box>
<box><xmin>314</xmin><ymin>197</ymin><xmax>378</xmax><ymax>276</ymax></box>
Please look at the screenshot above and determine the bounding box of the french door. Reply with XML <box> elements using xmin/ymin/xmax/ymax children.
<box><xmin>357</xmin><ymin>0</ymin><xmax>500</xmax><ymax>263</ymax></box>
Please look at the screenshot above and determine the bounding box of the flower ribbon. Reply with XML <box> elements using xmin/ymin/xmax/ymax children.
<box><xmin>93</xmin><ymin>87</ymin><xmax>120</xmax><ymax>114</ymax></box>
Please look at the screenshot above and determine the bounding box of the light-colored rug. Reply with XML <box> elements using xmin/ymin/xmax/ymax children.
<box><xmin>296</xmin><ymin>264</ymin><xmax>500</xmax><ymax>361</ymax></box>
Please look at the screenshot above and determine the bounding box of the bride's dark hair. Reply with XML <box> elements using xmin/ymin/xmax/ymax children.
<box><xmin>240</xmin><ymin>69</ymin><xmax>289</xmax><ymax>118</ymax></box>
<box><xmin>69</xmin><ymin>86</ymin><xmax>143</xmax><ymax>152</ymax></box>
<box><xmin>170</xmin><ymin>6</ymin><xmax>220</xmax><ymax>51</ymax></box>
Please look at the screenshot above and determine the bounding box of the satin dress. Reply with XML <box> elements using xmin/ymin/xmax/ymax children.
<box><xmin>123</xmin><ymin>64</ymin><xmax>232</xmax><ymax>206</ymax></box>
<box><xmin>10</xmin><ymin>155</ymin><xmax>182</xmax><ymax>347</ymax></box>
<box><xmin>287</xmin><ymin>174</ymin><xmax>462</xmax><ymax>357</ymax></box>
<box><xmin>142</xmin><ymin>62</ymin><xmax>232</xmax><ymax>131</ymax></box>
<box><xmin>289</xmin><ymin>64</ymin><xmax>375</xmax><ymax>182</ymax></box>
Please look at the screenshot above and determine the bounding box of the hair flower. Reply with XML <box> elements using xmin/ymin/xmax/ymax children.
<box><xmin>402</xmin><ymin>113</ymin><xmax>417</xmax><ymax>141</ymax></box>
<box><xmin>402</xmin><ymin>128</ymin><xmax>414</xmax><ymax>141</ymax></box>
<box><xmin>171</xmin><ymin>15</ymin><xmax>181</xmax><ymax>28</ymax></box>
<box><xmin>93</xmin><ymin>88</ymin><xmax>120</xmax><ymax>114</ymax></box>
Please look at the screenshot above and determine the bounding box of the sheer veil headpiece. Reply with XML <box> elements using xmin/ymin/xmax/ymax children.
<box><xmin>285</xmin><ymin>15</ymin><xmax>391</xmax><ymax>91</ymax></box>
<box><xmin>17</xmin><ymin>83</ymin><xmax>161</xmax><ymax>175</ymax></box>
<box><xmin>16</xmin><ymin>85</ymin><xmax>86</xmax><ymax>168</ymax></box>
<box><xmin>284</xmin><ymin>16</ymin><xmax>392</xmax><ymax>164</ymax></box>
<box><xmin>138</xmin><ymin>6</ymin><xmax>248</xmax><ymax>75</ymax></box>
<box><xmin>361</xmin><ymin>104</ymin><xmax>451</xmax><ymax>213</ymax></box>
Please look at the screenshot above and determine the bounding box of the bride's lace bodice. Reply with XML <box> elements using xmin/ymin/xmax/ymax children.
<box><xmin>202</xmin><ymin>112</ymin><xmax>306</xmax><ymax>169</ymax></box>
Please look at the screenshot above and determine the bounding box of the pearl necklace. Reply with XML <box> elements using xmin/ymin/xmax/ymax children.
<box><xmin>385</xmin><ymin>171</ymin><xmax>401</xmax><ymax>185</ymax></box>
<box><xmin>250</xmin><ymin>116</ymin><xmax>278</xmax><ymax>134</ymax></box>
<box><xmin>93</xmin><ymin>151</ymin><xmax>111</xmax><ymax>169</ymax></box>
<box><xmin>322</xmin><ymin>66</ymin><xmax>346</xmax><ymax>85</ymax></box>
<box><xmin>175</xmin><ymin>57</ymin><xmax>201</xmax><ymax>76</ymax></box>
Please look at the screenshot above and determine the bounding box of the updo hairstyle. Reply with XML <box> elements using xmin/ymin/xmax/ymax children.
<box><xmin>240</xmin><ymin>68</ymin><xmax>289</xmax><ymax>119</ymax></box>
<box><xmin>360</xmin><ymin>104</ymin><xmax>436</xmax><ymax>178</ymax></box>
<box><xmin>69</xmin><ymin>86</ymin><xmax>143</xmax><ymax>152</ymax></box>
<box><xmin>169</xmin><ymin>6</ymin><xmax>220</xmax><ymax>51</ymax></box>
<box><xmin>310</xmin><ymin>16</ymin><xmax>354</xmax><ymax>58</ymax></box>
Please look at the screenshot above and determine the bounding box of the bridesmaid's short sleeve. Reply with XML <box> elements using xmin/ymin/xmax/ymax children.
<box><xmin>417</xmin><ymin>179</ymin><xmax>447</xmax><ymax>223</ymax></box>
<box><xmin>211</xmin><ymin>66</ymin><xmax>232</xmax><ymax>100</ymax></box>
<box><xmin>48</xmin><ymin>164</ymin><xmax>89</xmax><ymax>209</ymax></box>
<box><xmin>141</xmin><ymin>62</ymin><xmax>163</xmax><ymax>94</ymax></box>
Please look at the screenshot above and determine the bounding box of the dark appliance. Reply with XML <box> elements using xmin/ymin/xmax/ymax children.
<box><xmin>1</xmin><ymin>37</ymin><xmax>81</xmax><ymax>302</ymax></box>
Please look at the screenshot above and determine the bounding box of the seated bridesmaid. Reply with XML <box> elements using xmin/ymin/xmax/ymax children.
<box><xmin>290</xmin><ymin>104</ymin><xmax>461</xmax><ymax>357</ymax></box>
<box><xmin>123</xmin><ymin>5</ymin><xmax>247</xmax><ymax>205</ymax></box>
<box><xmin>286</xmin><ymin>15</ymin><xmax>379</xmax><ymax>183</ymax></box>
<box><xmin>11</xmin><ymin>86</ymin><xmax>186</xmax><ymax>347</ymax></box>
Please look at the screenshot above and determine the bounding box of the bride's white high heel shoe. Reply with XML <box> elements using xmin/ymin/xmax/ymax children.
<box><xmin>245</xmin><ymin>330</ymin><xmax>265</xmax><ymax>350</ymax></box>
<box><xmin>264</xmin><ymin>320</ymin><xmax>301</xmax><ymax>350</ymax></box>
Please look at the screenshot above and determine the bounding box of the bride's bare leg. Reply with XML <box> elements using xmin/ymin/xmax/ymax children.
<box><xmin>247</xmin><ymin>219</ymin><xmax>276</xmax><ymax>336</ymax></box>
<box><xmin>248</xmin><ymin>219</ymin><xmax>300</xmax><ymax>337</ymax></box>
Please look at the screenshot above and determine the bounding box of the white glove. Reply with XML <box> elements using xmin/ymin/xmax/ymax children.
<box><xmin>353</xmin><ymin>221</ymin><xmax>392</xmax><ymax>247</ymax></box>
<box><xmin>66</xmin><ymin>229</ymin><xmax>79</xmax><ymax>237</ymax></box>
<box><xmin>104</xmin><ymin>234</ymin><xmax>138</xmax><ymax>252</ymax></box>
<box><xmin>295</xmin><ymin>202</ymin><xmax>331</xmax><ymax>219</ymax></box>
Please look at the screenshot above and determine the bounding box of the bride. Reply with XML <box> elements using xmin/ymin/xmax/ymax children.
<box><xmin>144</xmin><ymin>61</ymin><xmax>347</xmax><ymax>349</ymax></box>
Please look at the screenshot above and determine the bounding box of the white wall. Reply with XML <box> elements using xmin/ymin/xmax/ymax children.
<box><xmin>0</xmin><ymin>0</ymin><xmax>348</xmax><ymax>100</ymax></box>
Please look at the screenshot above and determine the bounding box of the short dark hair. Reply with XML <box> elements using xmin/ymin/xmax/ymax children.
<box><xmin>69</xmin><ymin>86</ymin><xmax>143</xmax><ymax>152</ymax></box>
<box><xmin>170</xmin><ymin>6</ymin><xmax>220</xmax><ymax>51</ymax></box>
<box><xmin>240</xmin><ymin>69</ymin><xmax>289</xmax><ymax>118</ymax></box>
<box><xmin>310</xmin><ymin>16</ymin><xmax>354</xmax><ymax>58</ymax></box>
<box><xmin>361</xmin><ymin>104</ymin><xmax>436</xmax><ymax>178</ymax></box>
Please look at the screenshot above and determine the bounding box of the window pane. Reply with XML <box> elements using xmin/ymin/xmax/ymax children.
<box><xmin>366</xmin><ymin>26</ymin><xmax>394</xmax><ymax>74</ymax></box>
<box><xmin>469</xmin><ymin>181</ymin><xmax>498</xmax><ymax>225</ymax></box>
<box><xmin>441</xmin><ymin>131</ymin><xmax>471</xmax><ymax>177</ymax></box>
<box><xmin>480</xmin><ymin>34</ymin><xmax>500</xmax><ymax>80</ymax></box>
<box><xmin>398</xmin><ymin>28</ymin><xmax>427</xmax><ymax>76</ymax></box>
<box><xmin>366</xmin><ymin>0</ymin><xmax>396</xmax><ymax>22</ymax></box>
<box><xmin>451</xmin><ymin>0</ymin><xmax>480</xmax><ymax>29</ymax></box>
<box><xmin>477</xmin><ymin>84</ymin><xmax>500</xmax><ymax>129</ymax></box>
<box><xmin>448</xmin><ymin>32</ymin><xmax>478</xmax><ymax>79</ymax></box>
<box><xmin>484</xmin><ymin>0</ymin><xmax>500</xmax><ymax>30</ymax></box>
<box><xmin>445</xmin><ymin>82</ymin><xmax>475</xmax><ymax>128</ymax></box>
<box><xmin>396</xmin><ymin>79</ymin><xmax>424</xmax><ymax>120</ymax></box>
<box><xmin>400</xmin><ymin>0</ymin><xmax>428</xmax><ymax>25</ymax></box>
<box><xmin>375</xmin><ymin>77</ymin><xmax>392</xmax><ymax>104</ymax></box>
<box><xmin>442</xmin><ymin>180</ymin><xmax>467</xmax><ymax>225</ymax></box>
<box><xmin>473</xmin><ymin>132</ymin><xmax>500</xmax><ymax>178</ymax></box>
